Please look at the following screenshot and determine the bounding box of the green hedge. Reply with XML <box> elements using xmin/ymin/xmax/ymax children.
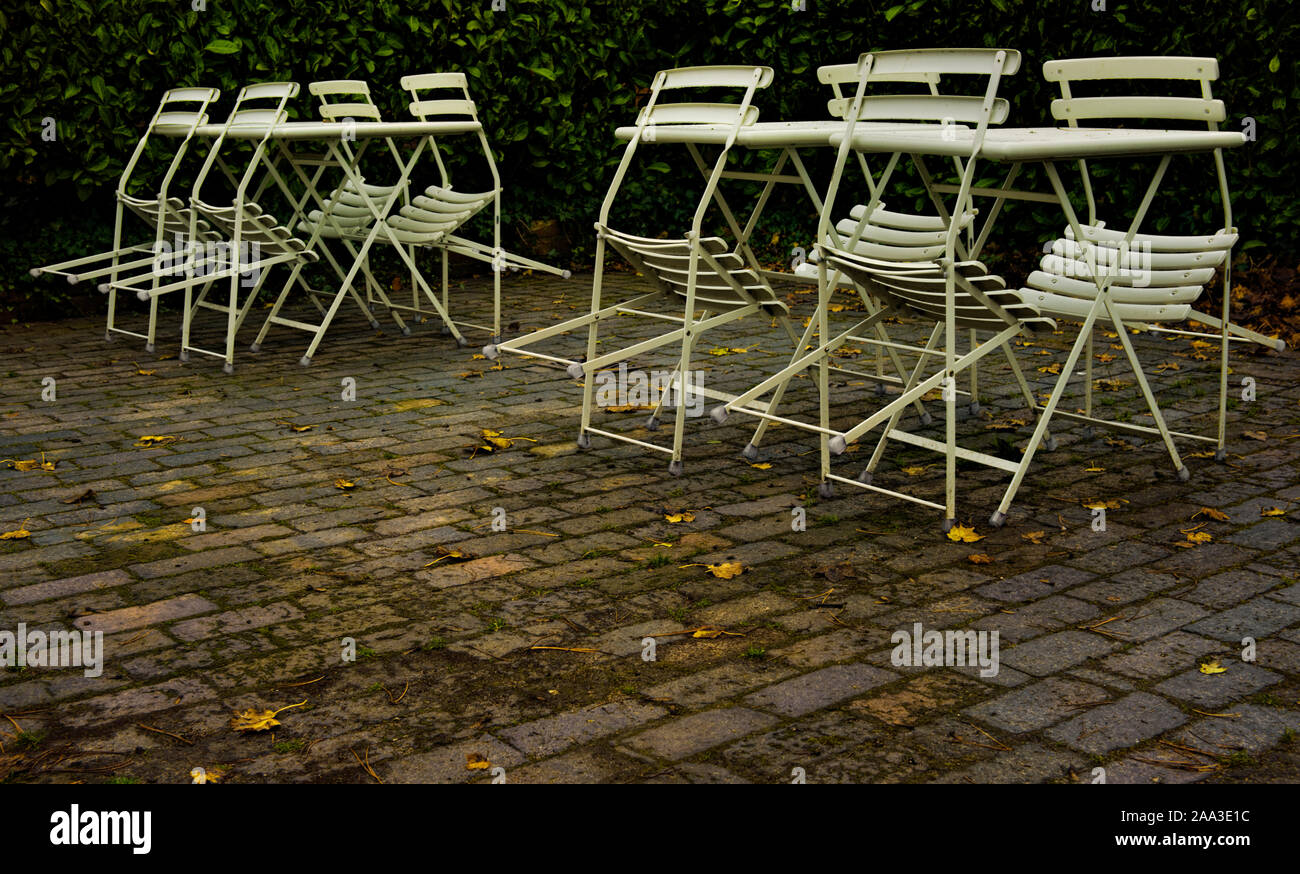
<box><xmin>1</xmin><ymin>0</ymin><xmax>1294</xmax><ymax>320</ymax></box>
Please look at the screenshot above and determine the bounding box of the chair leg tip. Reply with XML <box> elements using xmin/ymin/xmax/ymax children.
<box><xmin>818</xmin><ymin>481</ymin><xmax>834</xmax><ymax>499</ymax></box>
<box><xmin>710</xmin><ymin>405</ymin><xmax>728</xmax><ymax>424</ymax></box>
<box><xmin>646</xmin><ymin>417</ymin><xmax>659</xmax><ymax>432</ymax></box>
<box><xmin>874</xmin><ymin>383</ymin><xmax>888</xmax><ymax>397</ymax></box>
<box><xmin>369</xmin><ymin>320</ymin><xmax>381</xmax><ymax>330</ymax></box>
<box><xmin>483</xmin><ymin>345</ymin><xmax>498</xmax><ymax>360</ymax></box>
<box><xmin>919</xmin><ymin>412</ymin><xmax>933</xmax><ymax>426</ymax></box>
<box><xmin>401</xmin><ymin>326</ymin><xmax>412</xmax><ymax>337</ymax></box>
<box><xmin>828</xmin><ymin>435</ymin><xmax>847</xmax><ymax>456</ymax></box>
<box><xmin>222</xmin><ymin>363</ymin><xmax>234</xmax><ymax>374</ymax></box>
<box><xmin>576</xmin><ymin>432</ymin><xmax>591</xmax><ymax>450</ymax></box>
<box><xmin>566</xmin><ymin>363</ymin><xmax>585</xmax><ymax>380</ymax></box>
<box><xmin>455</xmin><ymin>336</ymin><xmax>468</xmax><ymax>348</ymax></box>
<box><xmin>145</xmin><ymin>343</ymin><xmax>155</xmax><ymax>353</ymax></box>
<box><xmin>1177</xmin><ymin>466</ymin><xmax>1191</xmax><ymax>482</ymax></box>
<box><xmin>968</xmin><ymin>402</ymin><xmax>982</xmax><ymax>416</ymax></box>
<box><xmin>989</xmin><ymin>511</ymin><xmax>1007</xmax><ymax>528</ymax></box>
<box><xmin>299</xmin><ymin>356</ymin><xmax>312</xmax><ymax>367</ymax></box>
<box><xmin>1042</xmin><ymin>436</ymin><xmax>1058</xmax><ymax>452</ymax></box>
<box><xmin>668</xmin><ymin>460</ymin><xmax>683</xmax><ymax>477</ymax></box>
<box><xmin>561</xmin><ymin>270</ymin><xmax>572</xmax><ymax>279</ymax></box>
<box><xmin>942</xmin><ymin>517</ymin><xmax>956</xmax><ymax>533</ymax></box>
<box><xmin>1214</xmin><ymin>448</ymin><xmax>1227</xmax><ymax>463</ymax></box>
<box><xmin>179</xmin><ymin>350</ymin><xmax>189</xmax><ymax>362</ymax></box>
<box><xmin>741</xmin><ymin>443</ymin><xmax>760</xmax><ymax>461</ymax></box>
<box><xmin>856</xmin><ymin>469</ymin><xmax>873</xmax><ymax>484</ymax></box>
<box><xmin>249</xmin><ymin>343</ymin><xmax>260</xmax><ymax>353</ymax></box>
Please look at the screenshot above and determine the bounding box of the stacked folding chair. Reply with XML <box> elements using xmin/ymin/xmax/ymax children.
<box><xmin>30</xmin><ymin>87</ymin><xmax>222</xmax><ymax>352</ymax></box>
<box><xmin>109</xmin><ymin>82</ymin><xmax>320</xmax><ymax>372</ymax></box>
<box><xmin>1029</xmin><ymin>56</ymin><xmax>1273</xmax><ymax>467</ymax></box>
<box><xmin>716</xmin><ymin>49</ymin><xmax>1051</xmax><ymax>529</ymax></box>
<box><xmin>286</xmin><ymin>73</ymin><xmax>567</xmax><ymax>348</ymax></box>
<box><xmin>488</xmin><ymin>65</ymin><xmax>807</xmax><ymax>474</ymax></box>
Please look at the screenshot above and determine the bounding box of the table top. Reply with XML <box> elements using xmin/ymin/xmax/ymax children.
<box><xmin>832</xmin><ymin>125</ymin><xmax>1246</xmax><ymax>160</ymax></box>
<box><xmin>155</xmin><ymin>119</ymin><xmax>482</xmax><ymax>140</ymax></box>
<box><xmin>613</xmin><ymin>119</ymin><xmax>967</xmax><ymax>148</ymax></box>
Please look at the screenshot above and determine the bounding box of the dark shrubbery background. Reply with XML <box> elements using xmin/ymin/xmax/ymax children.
<box><xmin>1</xmin><ymin>0</ymin><xmax>1294</xmax><ymax>321</ymax></box>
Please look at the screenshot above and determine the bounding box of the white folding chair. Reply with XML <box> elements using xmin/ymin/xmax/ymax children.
<box><xmin>488</xmin><ymin>65</ymin><xmax>803</xmax><ymax>474</ymax></box>
<box><xmin>109</xmin><ymin>82</ymin><xmax>320</xmax><ymax>372</ymax></box>
<box><xmin>30</xmin><ymin>86</ymin><xmax>222</xmax><ymax>351</ymax></box>
<box><xmin>1037</xmin><ymin>55</ymin><xmax>1275</xmax><ymax>462</ymax></box>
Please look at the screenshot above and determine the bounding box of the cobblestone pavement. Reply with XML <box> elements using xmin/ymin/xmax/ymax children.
<box><xmin>2</xmin><ymin>270</ymin><xmax>1298</xmax><ymax>784</ymax></box>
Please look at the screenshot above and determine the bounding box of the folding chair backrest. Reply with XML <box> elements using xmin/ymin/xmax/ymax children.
<box><xmin>118</xmin><ymin>86</ymin><xmax>221</xmax><ymax>199</ymax></box>
<box><xmin>400</xmin><ymin>72</ymin><xmax>480</xmax><ymax>122</ymax></box>
<box><xmin>1044</xmin><ymin>57</ymin><xmax>1225</xmax><ymax>127</ymax></box>
<box><xmin>308</xmin><ymin>79</ymin><xmax>382</xmax><ymax>121</ymax></box>
<box><xmin>192</xmin><ymin>82</ymin><xmax>298</xmax><ymax>212</ymax></box>
<box><xmin>817</xmin><ymin>63</ymin><xmax>941</xmax><ymax>115</ymax></box>
<box><xmin>818</xmin><ymin>49</ymin><xmax>1019</xmax><ymax>250</ymax></box>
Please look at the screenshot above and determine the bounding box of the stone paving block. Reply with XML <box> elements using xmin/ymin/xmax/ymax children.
<box><xmin>1</xmin><ymin>569</ymin><xmax>131</xmax><ymax>606</ymax></box>
<box><xmin>1154</xmin><ymin>662</ymin><xmax>1282</xmax><ymax>710</ymax></box>
<box><xmin>498</xmin><ymin>700</ymin><xmax>666</xmax><ymax>758</ymax></box>
<box><xmin>743</xmin><ymin>663</ymin><xmax>897</xmax><ymax>717</ymax></box>
<box><xmin>623</xmin><ymin>707</ymin><xmax>778</xmax><ymax>761</ymax></box>
<box><xmin>999</xmin><ymin>629</ymin><xmax>1117</xmax><ymax>677</ymax></box>
<box><xmin>129</xmin><ymin>546</ymin><xmax>260</xmax><ymax>579</ymax></box>
<box><xmin>383</xmin><ymin>734</ymin><xmax>525</xmax><ymax>783</ymax></box>
<box><xmin>965</xmin><ymin>678</ymin><xmax>1110</xmax><ymax>734</ymax></box>
<box><xmin>1044</xmin><ymin>692</ymin><xmax>1187</xmax><ymax>755</ymax></box>
<box><xmin>1184</xmin><ymin>598</ymin><xmax>1300</xmax><ymax>642</ymax></box>
<box><xmin>1099</xmin><ymin>631</ymin><xmax>1224</xmax><ymax>680</ymax></box>
<box><xmin>73</xmin><ymin>593</ymin><xmax>219</xmax><ymax>635</ymax></box>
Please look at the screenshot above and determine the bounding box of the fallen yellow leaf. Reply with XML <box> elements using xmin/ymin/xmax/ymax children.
<box><xmin>334</xmin><ymin>479</ymin><xmax>355</xmax><ymax>490</ymax></box>
<box><xmin>946</xmin><ymin>524</ymin><xmax>984</xmax><ymax>543</ymax></box>
<box><xmin>706</xmin><ymin>561</ymin><xmax>744</xmax><ymax>579</ymax></box>
<box><xmin>466</xmin><ymin>753</ymin><xmax>491</xmax><ymax>770</ymax></box>
<box><xmin>664</xmin><ymin>512</ymin><xmax>696</xmax><ymax>524</ymax></box>
<box><xmin>1199</xmin><ymin>660</ymin><xmax>1227</xmax><ymax>675</ymax></box>
<box><xmin>967</xmin><ymin>553</ymin><xmax>994</xmax><ymax>564</ymax></box>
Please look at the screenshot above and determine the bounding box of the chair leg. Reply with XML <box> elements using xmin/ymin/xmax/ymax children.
<box><xmin>862</xmin><ymin>325</ymin><xmax>943</xmax><ymax>482</ymax></box>
<box><xmin>1002</xmin><ymin>341</ymin><xmax>1055</xmax><ymax>451</ymax></box>
<box><xmin>576</xmin><ymin>240</ymin><xmax>609</xmax><ymax>449</ymax></box>
<box><xmin>1107</xmin><ymin>301</ymin><xmax>1187</xmax><ymax>479</ymax></box>
<box><xmin>992</xmin><ymin>303</ymin><xmax>1101</xmax><ymax>525</ymax></box>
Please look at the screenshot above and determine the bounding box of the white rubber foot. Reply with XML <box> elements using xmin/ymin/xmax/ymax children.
<box><xmin>455</xmin><ymin>336</ymin><xmax>468</xmax><ymax>348</ymax></box>
<box><xmin>145</xmin><ymin>343</ymin><xmax>154</xmax><ymax>353</ymax></box>
<box><xmin>668</xmin><ymin>460</ymin><xmax>683</xmax><ymax>477</ymax></box>
<box><xmin>249</xmin><ymin>343</ymin><xmax>261</xmax><ymax>353</ymax></box>
<box><xmin>136</xmin><ymin>290</ymin><xmax>150</xmax><ymax>302</ymax></box>
<box><xmin>401</xmin><ymin>326</ymin><xmax>412</xmax><ymax>337</ymax></box>
<box><xmin>874</xmin><ymin>383</ymin><xmax>888</xmax><ymax>397</ymax></box>
<box><xmin>969</xmin><ymin>402</ymin><xmax>982</xmax><ymax>416</ymax></box>
<box><xmin>561</xmin><ymin>270</ymin><xmax>572</xmax><ymax>279</ymax></box>
<box><xmin>942</xmin><ymin>517</ymin><xmax>956</xmax><ymax>533</ymax></box>
<box><xmin>97</xmin><ymin>283</ymin><xmax>110</xmax><ymax>294</ymax></box>
<box><xmin>710</xmin><ymin>405</ymin><xmax>728</xmax><ymax>424</ymax></box>
<box><xmin>67</xmin><ymin>274</ymin><xmax>79</xmax><ymax>286</ymax></box>
<box><xmin>369</xmin><ymin>320</ymin><xmax>381</xmax><ymax>330</ymax></box>
<box><xmin>741</xmin><ymin>443</ymin><xmax>759</xmax><ymax>461</ymax></box>
<box><xmin>483</xmin><ymin>345</ymin><xmax>498</xmax><ymax>360</ymax></box>
<box><xmin>299</xmin><ymin>356</ymin><xmax>312</xmax><ymax>366</ymax></box>
<box><xmin>566</xmin><ymin>363</ymin><xmax>585</xmax><ymax>380</ymax></box>
<box><xmin>919</xmin><ymin>412</ymin><xmax>933</xmax><ymax>426</ymax></box>
<box><xmin>104</xmin><ymin>332</ymin><xmax>114</xmax><ymax>343</ymax></box>
<box><xmin>222</xmin><ymin>362</ymin><xmax>234</xmax><ymax>374</ymax></box>
<box><xmin>1177</xmin><ymin>466</ymin><xmax>1190</xmax><ymax>482</ymax></box>
<box><xmin>818</xmin><ymin>481</ymin><xmax>834</xmax><ymax>499</ymax></box>
<box><xmin>829</xmin><ymin>435</ymin><xmax>847</xmax><ymax>456</ymax></box>
<box><xmin>646</xmin><ymin>417</ymin><xmax>659</xmax><ymax>432</ymax></box>
<box><xmin>1214</xmin><ymin>448</ymin><xmax>1226</xmax><ymax>462</ymax></box>
<box><xmin>1042</xmin><ymin>436</ymin><xmax>1057</xmax><ymax>452</ymax></box>
<box><xmin>576</xmin><ymin>432</ymin><xmax>591</xmax><ymax>449</ymax></box>
<box><xmin>179</xmin><ymin>350</ymin><xmax>189</xmax><ymax>362</ymax></box>
<box><xmin>29</xmin><ymin>268</ymin><xmax>41</xmax><ymax>278</ymax></box>
<box><xmin>990</xmin><ymin>510</ymin><xmax>1007</xmax><ymax>528</ymax></box>
<box><xmin>857</xmin><ymin>469</ymin><xmax>873</xmax><ymax>484</ymax></box>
